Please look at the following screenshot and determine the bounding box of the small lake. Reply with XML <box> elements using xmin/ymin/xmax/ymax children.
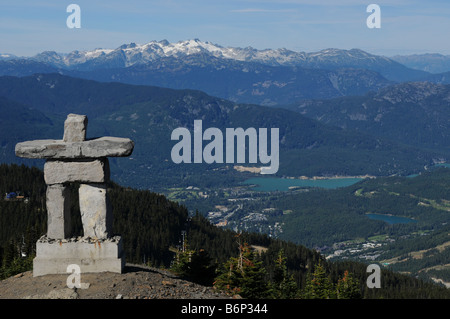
<box><xmin>243</xmin><ymin>177</ymin><xmax>363</xmax><ymax>192</ymax></box>
<box><xmin>407</xmin><ymin>163</ymin><xmax>449</xmax><ymax>178</ymax></box>
<box><xmin>366</xmin><ymin>213</ymin><xmax>417</xmax><ymax>224</ymax></box>
<box><xmin>434</xmin><ymin>163</ymin><xmax>450</xmax><ymax>169</ymax></box>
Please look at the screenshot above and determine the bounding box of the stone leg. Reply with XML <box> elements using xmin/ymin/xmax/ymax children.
<box><xmin>46</xmin><ymin>184</ymin><xmax>72</xmax><ymax>239</ymax></box>
<box><xmin>79</xmin><ymin>183</ymin><xmax>113</xmax><ymax>239</ymax></box>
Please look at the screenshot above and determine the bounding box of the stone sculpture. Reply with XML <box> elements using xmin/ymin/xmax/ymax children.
<box><xmin>15</xmin><ymin>114</ymin><xmax>134</xmax><ymax>277</ymax></box>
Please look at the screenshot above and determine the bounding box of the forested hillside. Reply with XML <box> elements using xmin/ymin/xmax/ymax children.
<box><xmin>274</xmin><ymin>168</ymin><xmax>450</xmax><ymax>247</ymax></box>
<box><xmin>0</xmin><ymin>74</ymin><xmax>445</xmax><ymax>190</ymax></box>
<box><xmin>0</xmin><ymin>164</ymin><xmax>448</xmax><ymax>298</ymax></box>
<box><xmin>284</xmin><ymin>82</ymin><xmax>450</xmax><ymax>156</ymax></box>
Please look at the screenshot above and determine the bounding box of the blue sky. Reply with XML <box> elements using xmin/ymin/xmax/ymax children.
<box><xmin>1</xmin><ymin>0</ymin><xmax>450</xmax><ymax>56</ymax></box>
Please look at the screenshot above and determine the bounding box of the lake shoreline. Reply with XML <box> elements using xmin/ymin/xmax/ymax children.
<box><xmin>283</xmin><ymin>174</ymin><xmax>376</xmax><ymax>180</ymax></box>
<box><xmin>366</xmin><ymin>212</ymin><xmax>417</xmax><ymax>224</ymax></box>
<box><xmin>243</xmin><ymin>176</ymin><xmax>365</xmax><ymax>192</ymax></box>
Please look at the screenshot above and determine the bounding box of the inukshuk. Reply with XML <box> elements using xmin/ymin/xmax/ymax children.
<box><xmin>15</xmin><ymin>114</ymin><xmax>134</xmax><ymax>277</ymax></box>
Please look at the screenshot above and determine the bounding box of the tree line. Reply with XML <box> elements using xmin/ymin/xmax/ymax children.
<box><xmin>1</xmin><ymin>164</ymin><xmax>449</xmax><ymax>298</ymax></box>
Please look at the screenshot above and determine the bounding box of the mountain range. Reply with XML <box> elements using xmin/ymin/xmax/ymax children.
<box><xmin>13</xmin><ymin>39</ymin><xmax>430</xmax><ymax>80</ymax></box>
<box><xmin>1</xmin><ymin>39</ymin><xmax>446</xmax><ymax>106</ymax></box>
<box><xmin>0</xmin><ymin>73</ymin><xmax>445</xmax><ymax>190</ymax></box>
<box><xmin>284</xmin><ymin>81</ymin><xmax>450</xmax><ymax>156</ymax></box>
<box><xmin>391</xmin><ymin>53</ymin><xmax>450</xmax><ymax>74</ymax></box>
<box><xmin>0</xmin><ymin>40</ymin><xmax>408</xmax><ymax>68</ymax></box>
<box><xmin>0</xmin><ymin>39</ymin><xmax>449</xmax><ymax>189</ymax></box>
<box><xmin>1</xmin><ymin>40</ymin><xmax>449</xmax><ymax>293</ymax></box>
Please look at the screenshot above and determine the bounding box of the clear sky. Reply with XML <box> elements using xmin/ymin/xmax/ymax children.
<box><xmin>1</xmin><ymin>0</ymin><xmax>450</xmax><ymax>57</ymax></box>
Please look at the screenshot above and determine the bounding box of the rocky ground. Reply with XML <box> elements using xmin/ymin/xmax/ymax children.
<box><xmin>0</xmin><ymin>263</ymin><xmax>232</xmax><ymax>299</ymax></box>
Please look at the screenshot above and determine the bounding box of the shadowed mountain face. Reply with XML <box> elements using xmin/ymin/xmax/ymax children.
<box><xmin>391</xmin><ymin>53</ymin><xmax>450</xmax><ymax>74</ymax></box>
<box><xmin>0</xmin><ymin>40</ymin><xmax>437</xmax><ymax>106</ymax></box>
<box><xmin>23</xmin><ymin>40</ymin><xmax>430</xmax><ymax>80</ymax></box>
<box><xmin>0</xmin><ymin>74</ymin><xmax>445</xmax><ymax>190</ymax></box>
<box><xmin>284</xmin><ymin>82</ymin><xmax>450</xmax><ymax>155</ymax></box>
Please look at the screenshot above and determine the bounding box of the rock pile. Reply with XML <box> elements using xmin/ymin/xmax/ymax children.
<box><xmin>15</xmin><ymin>114</ymin><xmax>134</xmax><ymax>276</ymax></box>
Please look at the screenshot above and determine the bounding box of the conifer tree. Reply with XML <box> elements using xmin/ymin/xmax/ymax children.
<box><xmin>171</xmin><ymin>240</ymin><xmax>216</xmax><ymax>286</ymax></box>
<box><xmin>214</xmin><ymin>240</ymin><xmax>271</xmax><ymax>298</ymax></box>
<box><xmin>336</xmin><ymin>270</ymin><xmax>362</xmax><ymax>299</ymax></box>
<box><xmin>302</xmin><ymin>260</ymin><xmax>335</xmax><ymax>299</ymax></box>
<box><xmin>271</xmin><ymin>249</ymin><xmax>299</xmax><ymax>298</ymax></box>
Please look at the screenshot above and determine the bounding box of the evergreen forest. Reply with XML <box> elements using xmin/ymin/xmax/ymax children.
<box><xmin>0</xmin><ymin>163</ymin><xmax>449</xmax><ymax>299</ymax></box>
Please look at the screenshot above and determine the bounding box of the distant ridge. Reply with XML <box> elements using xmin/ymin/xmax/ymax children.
<box><xmin>3</xmin><ymin>39</ymin><xmax>428</xmax><ymax>81</ymax></box>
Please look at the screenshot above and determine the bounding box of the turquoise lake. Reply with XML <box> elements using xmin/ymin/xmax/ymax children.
<box><xmin>243</xmin><ymin>163</ymin><xmax>450</xmax><ymax>192</ymax></box>
<box><xmin>366</xmin><ymin>213</ymin><xmax>417</xmax><ymax>224</ymax></box>
<box><xmin>243</xmin><ymin>177</ymin><xmax>363</xmax><ymax>192</ymax></box>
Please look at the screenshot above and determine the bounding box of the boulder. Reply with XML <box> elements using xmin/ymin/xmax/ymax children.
<box><xmin>44</xmin><ymin>158</ymin><xmax>110</xmax><ymax>185</ymax></box>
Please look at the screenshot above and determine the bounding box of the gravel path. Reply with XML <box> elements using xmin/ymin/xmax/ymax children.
<box><xmin>0</xmin><ymin>264</ymin><xmax>232</xmax><ymax>299</ymax></box>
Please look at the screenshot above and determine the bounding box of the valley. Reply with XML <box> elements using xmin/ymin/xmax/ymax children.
<box><xmin>163</xmin><ymin>166</ymin><xmax>450</xmax><ymax>286</ymax></box>
<box><xmin>0</xmin><ymin>39</ymin><xmax>449</xmax><ymax>296</ymax></box>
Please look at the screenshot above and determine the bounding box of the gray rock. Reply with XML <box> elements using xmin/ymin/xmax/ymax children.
<box><xmin>15</xmin><ymin>136</ymin><xmax>134</xmax><ymax>159</ymax></box>
<box><xmin>15</xmin><ymin>113</ymin><xmax>132</xmax><ymax>277</ymax></box>
<box><xmin>81</xmin><ymin>137</ymin><xmax>135</xmax><ymax>158</ymax></box>
<box><xmin>63</xmin><ymin>114</ymin><xmax>88</xmax><ymax>142</ymax></box>
<box><xmin>44</xmin><ymin>158</ymin><xmax>110</xmax><ymax>185</ymax></box>
<box><xmin>25</xmin><ymin>288</ymin><xmax>79</xmax><ymax>299</ymax></box>
<box><xmin>79</xmin><ymin>183</ymin><xmax>113</xmax><ymax>239</ymax></box>
<box><xmin>46</xmin><ymin>184</ymin><xmax>72</xmax><ymax>239</ymax></box>
<box><xmin>32</xmin><ymin>237</ymin><xmax>125</xmax><ymax>277</ymax></box>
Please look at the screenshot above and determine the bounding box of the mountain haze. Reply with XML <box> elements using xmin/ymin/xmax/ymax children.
<box><xmin>285</xmin><ymin>81</ymin><xmax>450</xmax><ymax>156</ymax></box>
<box><xmin>391</xmin><ymin>53</ymin><xmax>450</xmax><ymax>74</ymax></box>
<box><xmin>0</xmin><ymin>39</ymin><xmax>437</xmax><ymax>106</ymax></box>
<box><xmin>0</xmin><ymin>74</ymin><xmax>443</xmax><ymax>190</ymax></box>
<box><xmin>25</xmin><ymin>39</ymin><xmax>428</xmax><ymax>82</ymax></box>
<box><xmin>1</xmin><ymin>38</ymin><xmax>450</xmax><ymax>300</ymax></box>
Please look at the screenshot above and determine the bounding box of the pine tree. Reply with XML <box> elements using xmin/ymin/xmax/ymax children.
<box><xmin>214</xmin><ymin>253</ymin><xmax>244</xmax><ymax>296</ymax></box>
<box><xmin>271</xmin><ymin>249</ymin><xmax>299</xmax><ymax>299</ymax></box>
<box><xmin>336</xmin><ymin>270</ymin><xmax>362</xmax><ymax>299</ymax></box>
<box><xmin>214</xmin><ymin>241</ymin><xmax>271</xmax><ymax>298</ymax></box>
<box><xmin>2</xmin><ymin>239</ymin><xmax>17</xmax><ymax>269</ymax></box>
<box><xmin>171</xmin><ymin>240</ymin><xmax>217</xmax><ymax>286</ymax></box>
<box><xmin>239</xmin><ymin>245</ymin><xmax>270</xmax><ymax>299</ymax></box>
<box><xmin>302</xmin><ymin>260</ymin><xmax>335</xmax><ymax>299</ymax></box>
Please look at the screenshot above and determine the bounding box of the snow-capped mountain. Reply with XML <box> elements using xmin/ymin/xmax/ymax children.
<box><xmin>0</xmin><ymin>39</ymin><xmax>437</xmax><ymax>105</ymax></box>
<box><xmin>0</xmin><ymin>53</ymin><xmax>17</xmax><ymax>61</ymax></box>
<box><xmin>24</xmin><ymin>39</ymin><xmax>427</xmax><ymax>83</ymax></box>
<box><xmin>23</xmin><ymin>39</ymin><xmax>370</xmax><ymax>68</ymax></box>
<box><xmin>30</xmin><ymin>39</ymin><xmax>308</xmax><ymax>68</ymax></box>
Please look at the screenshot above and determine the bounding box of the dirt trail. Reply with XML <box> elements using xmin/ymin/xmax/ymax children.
<box><xmin>0</xmin><ymin>264</ymin><xmax>231</xmax><ymax>299</ymax></box>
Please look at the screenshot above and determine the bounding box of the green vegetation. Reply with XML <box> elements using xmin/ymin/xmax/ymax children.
<box><xmin>173</xmin><ymin>167</ymin><xmax>450</xmax><ymax>286</ymax></box>
<box><xmin>1</xmin><ymin>164</ymin><xmax>449</xmax><ymax>298</ymax></box>
<box><xmin>268</xmin><ymin>168</ymin><xmax>450</xmax><ymax>247</ymax></box>
<box><xmin>213</xmin><ymin>242</ymin><xmax>272</xmax><ymax>298</ymax></box>
<box><xmin>283</xmin><ymin>82</ymin><xmax>450</xmax><ymax>157</ymax></box>
<box><xmin>0</xmin><ymin>74</ymin><xmax>445</xmax><ymax>191</ymax></box>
